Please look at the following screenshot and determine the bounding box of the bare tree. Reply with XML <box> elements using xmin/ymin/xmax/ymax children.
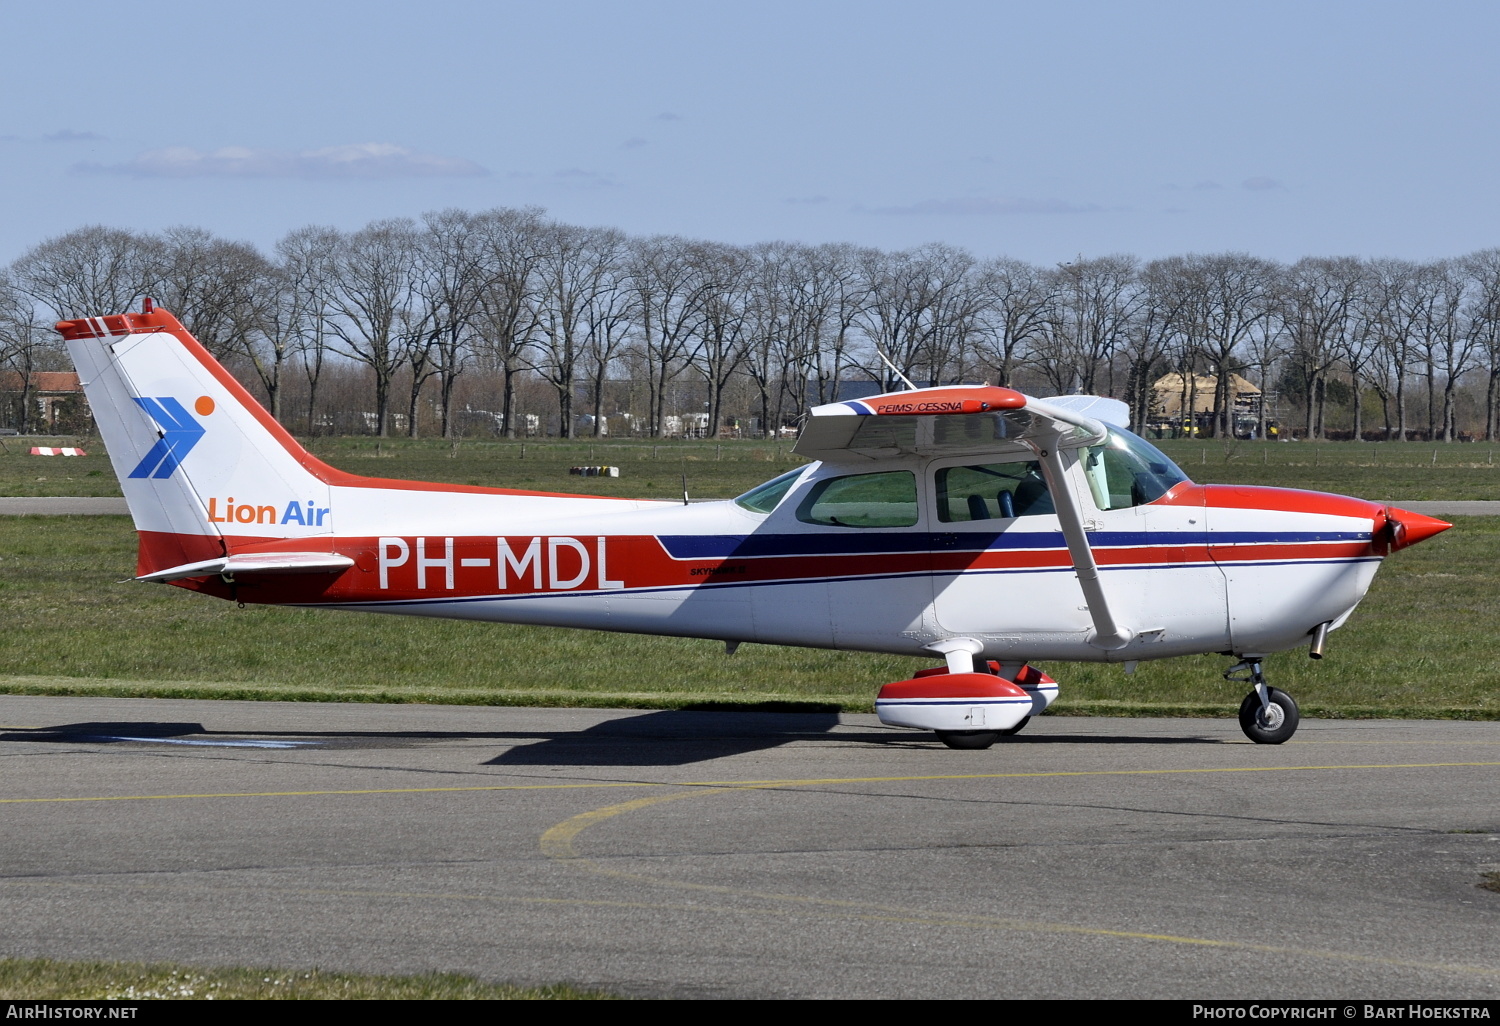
<box><xmin>1181</xmin><ymin>253</ymin><xmax>1279</xmax><ymax>438</ymax></box>
<box><xmin>154</xmin><ymin>226</ymin><xmax>268</xmax><ymax>361</ymax></box>
<box><xmin>742</xmin><ymin>242</ymin><xmax>867</xmax><ymax>436</ymax></box>
<box><xmin>628</xmin><ymin>235</ymin><xmax>713</xmax><ymax>436</ymax></box>
<box><xmin>1279</xmin><ymin>256</ymin><xmax>1363</xmax><ymax>439</ymax></box>
<box><xmin>687</xmin><ymin>242</ymin><xmax>753</xmax><ymax>436</ymax></box>
<box><xmin>970</xmin><ymin>257</ymin><xmax>1054</xmax><ymax>389</ymax></box>
<box><xmin>412</xmin><ymin>209</ymin><xmax>491</xmax><ymax>438</ymax></box>
<box><xmin>10</xmin><ymin>225</ymin><xmax>163</xmax><ymax>320</ymax></box>
<box><xmin>531</xmin><ymin>223</ymin><xmax>628</xmax><ymax>438</ymax></box>
<box><xmin>857</xmin><ymin>244</ymin><xmax>976</xmax><ymax>388</ymax></box>
<box><xmin>1462</xmin><ymin>249</ymin><xmax>1500</xmax><ymax>441</ymax></box>
<box><xmin>1119</xmin><ymin>257</ymin><xmax>1192</xmax><ymax>431</ymax></box>
<box><xmin>326</xmin><ymin>220</ymin><xmax>421</xmax><ymax>437</ymax></box>
<box><xmin>275</xmin><ymin>226</ymin><xmax>340</xmax><ymax>434</ymax></box>
<box><xmin>1365</xmin><ymin>259</ymin><xmax>1423</xmax><ymax>440</ymax></box>
<box><xmin>580</xmin><ymin>259</ymin><xmax>636</xmax><ymax>438</ymax></box>
<box><xmin>471</xmin><ymin>207</ymin><xmax>547</xmax><ymax>438</ymax></box>
<box><xmin>0</xmin><ymin>274</ymin><xmax>58</xmax><ymax>433</ymax></box>
<box><xmin>1035</xmin><ymin>255</ymin><xmax>1139</xmax><ymax>396</ymax></box>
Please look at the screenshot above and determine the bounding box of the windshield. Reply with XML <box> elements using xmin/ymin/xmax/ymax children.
<box><xmin>734</xmin><ymin>468</ymin><xmax>807</xmax><ymax>514</ymax></box>
<box><xmin>1082</xmin><ymin>427</ymin><xmax>1190</xmax><ymax>510</ymax></box>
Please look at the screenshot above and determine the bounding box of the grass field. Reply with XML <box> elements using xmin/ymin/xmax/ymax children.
<box><xmin>0</xmin><ymin>512</ymin><xmax>1493</xmax><ymax>719</ymax></box>
<box><xmin>2</xmin><ymin>431</ymin><xmax>1495</xmax><ymax>718</ymax></box>
<box><xmin>6</xmin><ymin>431</ymin><xmax>1500</xmax><ymax>500</ymax></box>
<box><xmin>0</xmin><ymin>958</ymin><xmax>613</xmax><ymax>999</ymax></box>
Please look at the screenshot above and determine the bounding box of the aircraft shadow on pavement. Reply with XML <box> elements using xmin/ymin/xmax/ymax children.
<box><xmin>0</xmin><ymin>717</ymin><xmax>1227</xmax><ymax>764</ymax></box>
<box><xmin>0</xmin><ymin>722</ymin><xmax>210</xmax><ymax>744</ymax></box>
<box><xmin>0</xmin><ymin>713</ymin><xmax>846</xmax><ymax>767</ymax></box>
<box><xmin>485</xmin><ymin>709</ymin><xmax>844</xmax><ymax>767</ymax></box>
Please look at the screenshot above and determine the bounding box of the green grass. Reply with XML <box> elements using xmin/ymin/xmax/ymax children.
<box><xmin>6</xmin><ymin>433</ymin><xmax>1500</xmax><ymax>501</ymax></box>
<box><xmin>0</xmin><ymin>514</ymin><xmax>1494</xmax><ymax>718</ymax></box>
<box><xmin>1151</xmin><ymin>437</ymin><xmax>1500</xmax><ymax>501</ymax></box>
<box><xmin>0</xmin><ymin>434</ymin><xmax>805</xmax><ymax>501</ymax></box>
<box><xmin>0</xmin><ymin>958</ymin><xmax>613</xmax><ymax>999</ymax></box>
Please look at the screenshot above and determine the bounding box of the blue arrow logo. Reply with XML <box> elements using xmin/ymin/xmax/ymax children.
<box><xmin>128</xmin><ymin>397</ymin><xmax>207</xmax><ymax>479</ymax></box>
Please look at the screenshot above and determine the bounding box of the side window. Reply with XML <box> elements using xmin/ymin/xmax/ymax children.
<box><xmin>935</xmin><ymin>461</ymin><xmax>1053</xmax><ymax>522</ymax></box>
<box><xmin>796</xmin><ymin>471</ymin><xmax>918</xmax><ymax>528</ymax></box>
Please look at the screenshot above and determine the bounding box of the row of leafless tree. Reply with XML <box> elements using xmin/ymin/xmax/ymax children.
<box><xmin>3</xmin><ymin>211</ymin><xmax>1500</xmax><ymax>441</ymax></box>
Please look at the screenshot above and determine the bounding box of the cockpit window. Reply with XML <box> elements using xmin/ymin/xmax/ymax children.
<box><xmin>1083</xmin><ymin>427</ymin><xmax>1190</xmax><ymax>510</ymax></box>
<box><xmin>936</xmin><ymin>461</ymin><xmax>1054</xmax><ymax>522</ymax></box>
<box><xmin>796</xmin><ymin>471</ymin><xmax>919</xmax><ymax>528</ymax></box>
<box><xmin>734</xmin><ymin>468</ymin><xmax>806</xmax><ymax>514</ymax></box>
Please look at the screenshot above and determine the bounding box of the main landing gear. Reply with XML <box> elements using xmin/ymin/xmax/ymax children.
<box><xmin>1225</xmin><ymin>659</ymin><xmax>1300</xmax><ymax>744</ymax></box>
<box><xmin>875</xmin><ymin>660</ymin><xmax>1058</xmax><ymax>750</ymax></box>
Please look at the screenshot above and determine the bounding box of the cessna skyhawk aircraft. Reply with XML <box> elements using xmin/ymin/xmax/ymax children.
<box><xmin>56</xmin><ymin>304</ymin><xmax>1450</xmax><ymax>748</ymax></box>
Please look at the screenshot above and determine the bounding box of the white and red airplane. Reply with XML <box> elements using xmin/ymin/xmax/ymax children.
<box><xmin>57</xmin><ymin>304</ymin><xmax>1451</xmax><ymax>748</ymax></box>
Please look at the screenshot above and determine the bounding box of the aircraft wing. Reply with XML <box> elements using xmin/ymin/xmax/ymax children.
<box><xmin>793</xmin><ymin>386</ymin><xmax>1116</xmax><ymax>463</ymax></box>
<box><xmin>794</xmin><ymin>385</ymin><xmax>1136</xmax><ymax>650</ymax></box>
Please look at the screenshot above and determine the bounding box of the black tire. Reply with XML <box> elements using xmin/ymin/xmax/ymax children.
<box><xmin>935</xmin><ymin>730</ymin><xmax>1000</xmax><ymax>750</ymax></box>
<box><xmin>998</xmin><ymin>715</ymin><xmax>1031</xmax><ymax>737</ymax></box>
<box><xmin>1238</xmin><ymin>687</ymin><xmax>1299</xmax><ymax>744</ymax></box>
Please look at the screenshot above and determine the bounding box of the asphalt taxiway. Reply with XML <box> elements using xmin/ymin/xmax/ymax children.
<box><xmin>0</xmin><ymin>696</ymin><xmax>1496</xmax><ymax>999</ymax></box>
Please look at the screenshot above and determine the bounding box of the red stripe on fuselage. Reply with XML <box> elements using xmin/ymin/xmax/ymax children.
<box><xmin>147</xmin><ymin>530</ymin><xmax>1379</xmax><ymax>606</ymax></box>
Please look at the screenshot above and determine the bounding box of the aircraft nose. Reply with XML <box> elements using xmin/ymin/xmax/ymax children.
<box><xmin>1379</xmin><ymin>506</ymin><xmax>1452</xmax><ymax>552</ymax></box>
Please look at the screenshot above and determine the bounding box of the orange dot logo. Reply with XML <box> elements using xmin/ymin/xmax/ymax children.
<box><xmin>195</xmin><ymin>396</ymin><xmax>215</xmax><ymax>416</ymax></box>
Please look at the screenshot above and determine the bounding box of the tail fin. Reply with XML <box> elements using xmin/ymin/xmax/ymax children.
<box><xmin>58</xmin><ymin>307</ymin><xmax>334</xmax><ymax>578</ymax></box>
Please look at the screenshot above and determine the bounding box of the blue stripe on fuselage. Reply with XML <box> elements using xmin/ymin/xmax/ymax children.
<box><xmin>656</xmin><ymin>530</ymin><xmax>1372</xmax><ymax>559</ymax></box>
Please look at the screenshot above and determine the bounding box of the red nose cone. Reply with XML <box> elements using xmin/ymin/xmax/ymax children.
<box><xmin>1382</xmin><ymin>507</ymin><xmax>1452</xmax><ymax>552</ymax></box>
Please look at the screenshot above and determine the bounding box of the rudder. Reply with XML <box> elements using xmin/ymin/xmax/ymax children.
<box><xmin>58</xmin><ymin>306</ymin><xmax>335</xmax><ymax>578</ymax></box>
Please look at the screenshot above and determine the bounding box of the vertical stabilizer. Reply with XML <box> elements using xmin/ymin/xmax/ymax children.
<box><xmin>58</xmin><ymin>309</ymin><xmax>333</xmax><ymax>578</ymax></box>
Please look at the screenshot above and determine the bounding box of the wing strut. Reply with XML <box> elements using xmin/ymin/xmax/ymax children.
<box><xmin>1033</xmin><ymin>442</ymin><xmax>1133</xmax><ymax>651</ymax></box>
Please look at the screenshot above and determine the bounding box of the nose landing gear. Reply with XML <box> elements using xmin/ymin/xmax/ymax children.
<box><xmin>1225</xmin><ymin>659</ymin><xmax>1300</xmax><ymax>744</ymax></box>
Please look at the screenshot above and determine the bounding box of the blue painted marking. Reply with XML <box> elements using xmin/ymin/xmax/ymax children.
<box><xmin>327</xmin><ymin>556</ymin><xmax>1377</xmax><ymax>613</ymax></box>
<box><xmin>128</xmin><ymin>397</ymin><xmax>206</xmax><ymax>479</ymax></box>
<box><xmin>656</xmin><ymin>530</ymin><xmax>1371</xmax><ymax>560</ymax></box>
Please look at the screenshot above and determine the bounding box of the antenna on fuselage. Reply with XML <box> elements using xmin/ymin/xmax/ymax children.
<box><xmin>875</xmin><ymin>349</ymin><xmax>918</xmax><ymax>392</ymax></box>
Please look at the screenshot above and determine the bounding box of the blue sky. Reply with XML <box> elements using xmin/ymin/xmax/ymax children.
<box><xmin>3</xmin><ymin>0</ymin><xmax>1497</xmax><ymax>265</ymax></box>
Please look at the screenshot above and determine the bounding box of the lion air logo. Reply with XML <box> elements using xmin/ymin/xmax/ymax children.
<box><xmin>128</xmin><ymin>396</ymin><xmax>213</xmax><ymax>479</ymax></box>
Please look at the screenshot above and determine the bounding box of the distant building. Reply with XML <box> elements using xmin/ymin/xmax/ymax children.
<box><xmin>0</xmin><ymin>371</ymin><xmax>91</xmax><ymax>433</ymax></box>
<box><xmin>661</xmin><ymin>412</ymin><xmax>711</xmax><ymax>438</ymax></box>
<box><xmin>1149</xmin><ymin>372</ymin><xmax>1265</xmax><ymax>437</ymax></box>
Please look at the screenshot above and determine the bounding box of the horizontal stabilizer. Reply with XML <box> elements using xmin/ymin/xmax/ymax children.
<box><xmin>136</xmin><ymin>552</ymin><xmax>355</xmax><ymax>583</ymax></box>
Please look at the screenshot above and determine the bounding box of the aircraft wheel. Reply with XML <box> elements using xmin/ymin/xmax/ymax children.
<box><xmin>998</xmin><ymin>715</ymin><xmax>1031</xmax><ymax>736</ymax></box>
<box><xmin>1238</xmin><ymin>687</ymin><xmax>1299</xmax><ymax>745</ymax></box>
<box><xmin>935</xmin><ymin>731</ymin><xmax>1000</xmax><ymax>750</ymax></box>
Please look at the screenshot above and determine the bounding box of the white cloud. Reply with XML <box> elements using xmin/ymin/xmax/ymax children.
<box><xmin>865</xmin><ymin>196</ymin><xmax>1103</xmax><ymax>216</ymax></box>
<box><xmin>1242</xmin><ymin>176</ymin><xmax>1283</xmax><ymax>191</ymax></box>
<box><xmin>75</xmin><ymin>142</ymin><xmax>487</xmax><ymax>179</ymax></box>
